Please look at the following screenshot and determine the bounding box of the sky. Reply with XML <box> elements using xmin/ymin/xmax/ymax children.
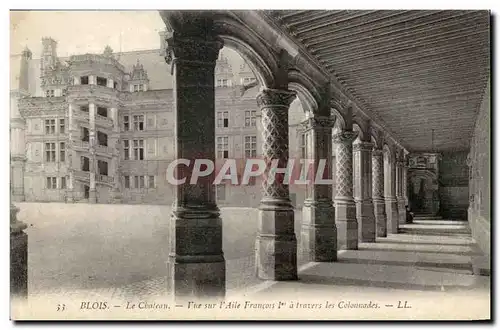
<box><xmin>10</xmin><ymin>11</ymin><xmax>166</xmax><ymax>58</ymax></box>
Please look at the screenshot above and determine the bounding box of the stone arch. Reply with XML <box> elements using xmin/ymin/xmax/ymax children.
<box><xmin>288</xmin><ymin>82</ymin><xmax>315</xmax><ymax>118</ymax></box>
<box><xmin>370</xmin><ymin>126</ymin><xmax>384</xmax><ymax>150</ymax></box>
<box><xmin>383</xmin><ymin>143</ymin><xmax>393</xmax><ymax>161</ymax></box>
<box><xmin>352</xmin><ymin>123</ymin><xmax>363</xmax><ymax>144</ymax></box>
<box><xmin>383</xmin><ymin>143</ymin><xmax>395</xmax><ymax>198</ymax></box>
<box><xmin>288</xmin><ymin>69</ymin><xmax>322</xmax><ymax>116</ymax></box>
<box><xmin>331</xmin><ymin>107</ymin><xmax>346</xmax><ymax>135</ymax></box>
<box><xmin>159</xmin><ymin>11</ymin><xmax>281</xmax><ymax>89</ymax></box>
<box><xmin>212</xmin><ymin>15</ymin><xmax>282</xmax><ymax>89</ymax></box>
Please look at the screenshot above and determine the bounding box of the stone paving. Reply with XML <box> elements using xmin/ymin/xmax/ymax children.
<box><xmin>16</xmin><ymin>203</ymin><xmax>489</xmax><ymax>320</ymax></box>
<box><xmin>240</xmin><ymin>220</ymin><xmax>490</xmax><ymax>319</ymax></box>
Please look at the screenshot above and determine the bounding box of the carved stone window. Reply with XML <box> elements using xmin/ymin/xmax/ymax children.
<box><xmin>45</xmin><ymin>119</ymin><xmax>56</xmax><ymax>134</ymax></box>
<box><xmin>244</xmin><ymin>110</ymin><xmax>256</xmax><ymax>127</ymax></box>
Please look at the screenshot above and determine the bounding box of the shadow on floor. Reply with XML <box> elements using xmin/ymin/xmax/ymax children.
<box><xmin>358</xmin><ymin>246</ymin><xmax>481</xmax><ymax>257</ymax></box>
<box><xmin>295</xmin><ymin>273</ymin><xmax>483</xmax><ymax>292</ymax></box>
<box><xmin>398</xmin><ymin>228</ymin><xmax>471</xmax><ymax>237</ymax></box>
<box><xmin>375</xmin><ymin>239</ymin><xmax>473</xmax><ymax>247</ymax></box>
<box><xmin>336</xmin><ymin>257</ymin><xmax>473</xmax><ymax>272</ymax></box>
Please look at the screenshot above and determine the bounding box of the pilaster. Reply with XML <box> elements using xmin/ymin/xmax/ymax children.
<box><xmin>385</xmin><ymin>158</ymin><xmax>399</xmax><ymax>234</ymax></box>
<box><xmin>88</xmin><ymin>103</ymin><xmax>97</xmax><ymax>203</ymax></box>
<box><xmin>333</xmin><ymin>130</ymin><xmax>358</xmax><ymax>250</ymax></box>
<box><xmin>396</xmin><ymin>160</ymin><xmax>406</xmax><ymax>225</ymax></box>
<box><xmin>300</xmin><ymin>116</ymin><xmax>336</xmax><ymax>262</ymax></box>
<box><xmin>353</xmin><ymin>142</ymin><xmax>376</xmax><ymax>242</ymax></box>
<box><xmin>372</xmin><ymin>148</ymin><xmax>387</xmax><ymax>237</ymax></box>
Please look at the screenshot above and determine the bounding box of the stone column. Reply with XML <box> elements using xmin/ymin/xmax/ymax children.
<box><xmin>301</xmin><ymin>116</ymin><xmax>336</xmax><ymax>262</ymax></box>
<box><xmin>354</xmin><ymin>142</ymin><xmax>376</xmax><ymax>242</ymax></box>
<box><xmin>385</xmin><ymin>158</ymin><xmax>399</xmax><ymax>234</ymax></box>
<box><xmin>10</xmin><ymin>117</ymin><xmax>26</xmax><ymax>202</ymax></box>
<box><xmin>11</xmin><ymin>203</ymin><xmax>27</xmax><ymax>299</ymax></box>
<box><xmin>66</xmin><ymin>103</ymin><xmax>75</xmax><ymax>202</ymax></box>
<box><xmin>333</xmin><ymin>130</ymin><xmax>358</xmax><ymax>250</ymax></box>
<box><xmin>372</xmin><ymin>148</ymin><xmax>387</xmax><ymax>237</ymax></box>
<box><xmin>110</xmin><ymin>107</ymin><xmax>122</xmax><ymax>203</ymax></box>
<box><xmin>256</xmin><ymin>88</ymin><xmax>298</xmax><ymax>280</ymax></box>
<box><xmin>165</xmin><ymin>30</ymin><xmax>226</xmax><ymax>300</ymax></box>
<box><xmin>396</xmin><ymin>160</ymin><xmax>406</xmax><ymax>225</ymax></box>
<box><xmin>88</xmin><ymin>102</ymin><xmax>97</xmax><ymax>203</ymax></box>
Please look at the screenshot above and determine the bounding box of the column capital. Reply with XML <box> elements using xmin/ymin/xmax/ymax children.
<box><xmin>256</xmin><ymin>88</ymin><xmax>297</xmax><ymax>109</ymax></box>
<box><xmin>164</xmin><ymin>31</ymin><xmax>223</xmax><ymax>67</ymax></box>
<box><xmin>372</xmin><ymin>148</ymin><xmax>384</xmax><ymax>157</ymax></box>
<box><xmin>300</xmin><ymin>116</ymin><xmax>335</xmax><ymax>132</ymax></box>
<box><xmin>333</xmin><ymin>130</ymin><xmax>358</xmax><ymax>144</ymax></box>
<box><xmin>353</xmin><ymin>141</ymin><xmax>374</xmax><ymax>152</ymax></box>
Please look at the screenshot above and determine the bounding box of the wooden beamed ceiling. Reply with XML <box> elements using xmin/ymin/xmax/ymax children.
<box><xmin>267</xmin><ymin>10</ymin><xmax>490</xmax><ymax>152</ymax></box>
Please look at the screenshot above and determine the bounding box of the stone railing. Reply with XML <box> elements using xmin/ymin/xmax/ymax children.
<box><xmin>72</xmin><ymin>140</ymin><xmax>90</xmax><ymax>150</ymax></box>
<box><xmin>96</xmin><ymin>174</ymin><xmax>114</xmax><ymax>185</ymax></box>
<box><xmin>95</xmin><ymin>114</ymin><xmax>113</xmax><ymax>127</ymax></box>
<box><xmin>95</xmin><ymin>144</ymin><xmax>114</xmax><ymax>156</ymax></box>
<box><xmin>73</xmin><ymin>170</ymin><xmax>90</xmax><ymax>182</ymax></box>
<box><xmin>73</xmin><ymin>108</ymin><xmax>90</xmax><ymax>121</ymax></box>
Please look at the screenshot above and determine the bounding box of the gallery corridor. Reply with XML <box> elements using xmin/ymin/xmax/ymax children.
<box><xmin>235</xmin><ymin>218</ymin><xmax>490</xmax><ymax>320</ymax></box>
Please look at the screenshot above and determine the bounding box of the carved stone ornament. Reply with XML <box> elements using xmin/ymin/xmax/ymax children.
<box><xmin>353</xmin><ymin>142</ymin><xmax>374</xmax><ymax>152</ymax></box>
<box><xmin>333</xmin><ymin>130</ymin><xmax>358</xmax><ymax>144</ymax></box>
<box><xmin>372</xmin><ymin>147</ymin><xmax>384</xmax><ymax>157</ymax></box>
<box><xmin>163</xmin><ymin>32</ymin><xmax>223</xmax><ymax>73</ymax></box>
<box><xmin>256</xmin><ymin>89</ymin><xmax>297</xmax><ymax>109</ymax></box>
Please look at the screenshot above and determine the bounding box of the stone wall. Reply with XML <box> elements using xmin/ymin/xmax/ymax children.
<box><xmin>468</xmin><ymin>78</ymin><xmax>490</xmax><ymax>256</ymax></box>
<box><xmin>439</xmin><ymin>151</ymin><xmax>469</xmax><ymax>219</ymax></box>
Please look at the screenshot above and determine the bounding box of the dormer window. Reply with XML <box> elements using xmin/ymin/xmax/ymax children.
<box><xmin>81</xmin><ymin>76</ymin><xmax>89</xmax><ymax>85</ymax></box>
<box><xmin>45</xmin><ymin>89</ymin><xmax>55</xmax><ymax>98</ymax></box>
<box><xmin>129</xmin><ymin>59</ymin><xmax>149</xmax><ymax>93</ymax></box>
<box><xmin>96</xmin><ymin>77</ymin><xmax>107</xmax><ymax>87</ymax></box>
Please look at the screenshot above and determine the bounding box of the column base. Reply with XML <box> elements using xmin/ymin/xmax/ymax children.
<box><xmin>356</xmin><ymin>200</ymin><xmax>376</xmax><ymax>243</ymax></box>
<box><xmin>301</xmin><ymin>203</ymin><xmax>337</xmax><ymax>262</ymax></box>
<box><xmin>385</xmin><ymin>198</ymin><xmax>399</xmax><ymax>234</ymax></box>
<box><xmin>167</xmin><ymin>256</ymin><xmax>226</xmax><ymax>302</ymax></box>
<box><xmin>89</xmin><ymin>189</ymin><xmax>97</xmax><ymax>204</ymax></box>
<box><xmin>397</xmin><ymin>200</ymin><xmax>406</xmax><ymax>225</ymax></box>
<box><xmin>168</xmin><ymin>207</ymin><xmax>226</xmax><ymax>301</ymax></box>
<box><xmin>335</xmin><ymin>199</ymin><xmax>358</xmax><ymax>250</ymax></box>
<box><xmin>11</xmin><ymin>232</ymin><xmax>28</xmax><ymax>299</ymax></box>
<box><xmin>373</xmin><ymin>199</ymin><xmax>387</xmax><ymax>237</ymax></box>
<box><xmin>256</xmin><ymin>206</ymin><xmax>297</xmax><ymax>281</ymax></box>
